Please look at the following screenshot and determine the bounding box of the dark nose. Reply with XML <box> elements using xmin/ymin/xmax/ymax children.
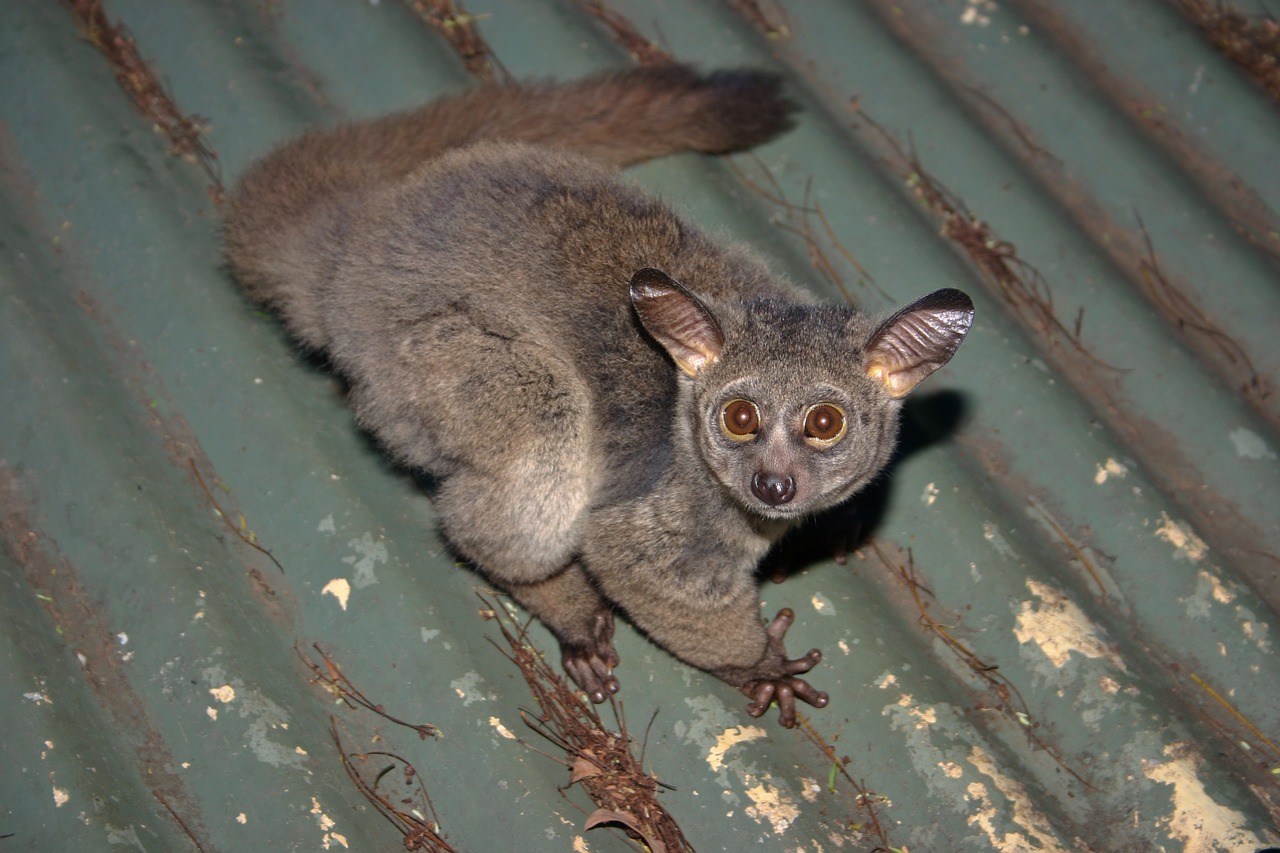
<box><xmin>751</xmin><ymin>472</ymin><xmax>796</xmax><ymax>506</ymax></box>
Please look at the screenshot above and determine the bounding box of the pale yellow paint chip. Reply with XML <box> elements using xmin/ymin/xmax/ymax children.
<box><xmin>321</xmin><ymin>578</ymin><xmax>352</xmax><ymax>610</ymax></box>
<box><xmin>1199</xmin><ymin>570</ymin><xmax>1236</xmax><ymax>604</ymax></box>
<box><xmin>1141</xmin><ymin>742</ymin><xmax>1262</xmax><ymax>852</ymax></box>
<box><xmin>208</xmin><ymin>684</ymin><xmax>236</xmax><ymax>704</ymax></box>
<box><xmin>967</xmin><ymin>746</ymin><xmax>1068</xmax><ymax>852</ymax></box>
<box><xmin>1154</xmin><ymin>513</ymin><xmax>1208</xmax><ymax>562</ymax></box>
<box><xmin>707</xmin><ymin>725</ymin><xmax>767</xmax><ymax>772</ymax></box>
<box><xmin>1093</xmin><ymin>457</ymin><xmax>1128</xmax><ymax>484</ymax></box>
<box><xmin>489</xmin><ymin>716</ymin><xmax>517</xmax><ymax>740</ymax></box>
<box><xmin>1013</xmin><ymin>579</ymin><xmax>1124</xmax><ymax>670</ymax></box>
<box><xmin>743</xmin><ymin>773</ymin><xmax>801</xmax><ymax>835</ymax></box>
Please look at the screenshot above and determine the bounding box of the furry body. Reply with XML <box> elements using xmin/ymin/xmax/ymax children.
<box><xmin>225</xmin><ymin>66</ymin><xmax>972</xmax><ymax>725</ymax></box>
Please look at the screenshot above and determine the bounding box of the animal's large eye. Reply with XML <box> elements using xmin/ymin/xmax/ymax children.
<box><xmin>720</xmin><ymin>399</ymin><xmax>760</xmax><ymax>441</ymax></box>
<box><xmin>804</xmin><ymin>403</ymin><xmax>846</xmax><ymax>447</ymax></box>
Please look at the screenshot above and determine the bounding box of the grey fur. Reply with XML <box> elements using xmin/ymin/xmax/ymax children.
<box><xmin>224</xmin><ymin>65</ymin><xmax>974</xmax><ymax>727</ymax></box>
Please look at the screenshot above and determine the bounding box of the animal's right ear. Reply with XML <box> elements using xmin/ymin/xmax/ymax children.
<box><xmin>630</xmin><ymin>268</ymin><xmax>725</xmax><ymax>376</ymax></box>
<box><xmin>865</xmin><ymin>288</ymin><xmax>974</xmax><ymax>397</ymax></box>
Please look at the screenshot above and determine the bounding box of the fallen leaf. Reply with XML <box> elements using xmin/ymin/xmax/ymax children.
<box><xmin>585</xmin><ymin>809</ymin><xmax>666</xmax><ymax>853</ymax></box>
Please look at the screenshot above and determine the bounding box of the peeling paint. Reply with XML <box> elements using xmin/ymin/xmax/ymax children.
<box><xmin>1141</xmin><ymin>742</ymin><xmax>1262</xmax><ymax>852</ymax></box>
<box><xmin>810</xmin><ymin>592</ymin><xmax>835</xmax><ymax>616</ymax></box>
<box><xmin>875</xmin><ymin>672</ymin><xmax>897</xmax><ymax>689</ymax></box>
<box><xmin>451</xmin><ymin>671</ymin><xmax>488</xmax><ymax>705</ymax></box>
<box><xmin>52</xmin><ymin>783</ymin><xmax>69</xmax><ymax>808</ymax></box>
<box><xmin>202</xmin><ymin>664</ymin><xmax>306</xmax><ymax>770</ymax></box>
<box><xmin>342</xmin><ymin>532</ymin><xmax>386</xmax><ymax>588</ymax></box>
<box><xmin>909</xmin><ymin>704</ymin><xmax>938</xmax><ymax>730</ymax></box>
<box><xmin>1094</xmin><ymin>457</ymin><xmax>1129</xmax><ymax>484</ymax></box>
<box><xmin>982</xmin><ymin>522</ymin><xmax>1016</xmax><ymax>559</ymax></box>
<box><xmin>922</xmin><ymin>481</ymin><xmax>939</xmax><ymax>505</ymax></box>
<box><xmin>321</xmin><ymin>577</ymin><xmax>351</xmax><ymax>610</ymax></box>
<box><xmin>707</xmin><ymin>725</ymin><xmax>767</xmax><ymax>772</ymax></box>
<box><xmin>1202</xmin><ymin>570</ymin><xmax>1236</xmax><ymax>604</ymax></box>
<box><xmin>489</xmin><ymin>716</ymin><xmax>516</xmax><ymax>740</ymax></box>
<box><xmin>1235</xmin><ymin>606</ymin><xmax>1272</xmax><ymax>653</ymax></box>
<box><xmin>1228</xmin><ymin>427</ymin><xmax>1276</xmax><ymax>460</ymax></box>
<box><xmin>310</xmin><ymin>795</ymin><xmax>349</xmax><ymax>849</ymax></box>
<box><xmin>1013</xmin><ymin>579</ymin><xmax>1124</xmax><ymax>670</ymax></box>
<box><xmin>675</xmin><ymin>694</ymin><xmax>802</xmax><ymax>832</ymax></box>
<box><xmin>1154</xmin><ymin>512</ymin><xmax>1208</xmax><ymax>562</ymax></box>
<box><xmin>744</xmin><ymin>774</ymin><xmax>801</xmax><ymax>834</ymax></box>
<box><xmin>1186</xmin><ymin>569</ymin><xmax>1237</xmax><ymax>619</ymax></box>
<box><xmin>967</xmin><ymin>746</ymin><xmax>1067</xmax><ymax>851</ymax></box>
<box><xmin>208</xmin><ymin>684</ymin><xmax>236</xmax><ymax>703</ymax></box>
<box><xmin>961</xmin><ymin>0</ymin><xmax>998</xmax><ymax>27</ymax></box>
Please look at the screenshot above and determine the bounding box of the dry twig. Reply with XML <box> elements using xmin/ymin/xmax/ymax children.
<box><xmin>484</xmin><ymin>594</ymin><xmax>693</xmax><ymax>853</ymax></box>
<box><xmin>188</xmin><ymin>459</ymin><xmax>285</xmax><ymax>574</ymax></box>
<box><xmin>331</xmin><ymin>718</ymin><xmax>460</xmax><ymax>851</ymax></box>
<box><xmin>300</xmin><ymin>643</ymin><xmax>440</xmax><ymax>740</ymax></box>
<box><xmin>577</xmin><ymin>0</ymin><xmax>671</xmax><ymax>65</ymax></box>
<box><xmin>871</xmin><ymin>543</ymin><xmax>1093</xmax><ymax>790</ymax></box>
<box><xmin>795</xmin><ymin>718</ymin><xmax>895</xmax><ymax>850</ymax></box>
<box><xmin>403</xmin><ymin>0</ymin><xmax>510</xmax><ymax>84</ymax></box>
<box><xmin>64</xmin><ymin>0</ymin><xmax>223</xmax><ymax>197</ymax></box>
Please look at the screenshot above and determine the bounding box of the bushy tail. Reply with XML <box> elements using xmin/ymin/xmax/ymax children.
<box><xmin>224</xmin><ymin>64</ymin><xmax>794</xmax><ymax>346</ymax></box>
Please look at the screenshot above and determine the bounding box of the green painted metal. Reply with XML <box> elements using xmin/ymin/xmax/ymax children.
<box><xmin>2</xmin><ymin>1</ymin><xmax>1277</xmax><ymax>851</ymax></box>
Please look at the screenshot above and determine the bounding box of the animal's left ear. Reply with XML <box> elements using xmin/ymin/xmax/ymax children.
<box><xmin>865</xmin><ymin>289</ymin><xmax>974</xmax><ymax>397</ymax></box>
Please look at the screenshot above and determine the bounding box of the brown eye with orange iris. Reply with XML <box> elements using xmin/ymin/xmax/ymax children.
<box><xmin>803</xmin><ymin>403</ymin><xmax>846</xmax><ymax>447</ymax></box>
<box><xmin>720</xmin><ymin>399</ymin><xmax>760</xmax><ymax>441</ymax></box>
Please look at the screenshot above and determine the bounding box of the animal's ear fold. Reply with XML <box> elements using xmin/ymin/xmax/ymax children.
<box><xmin>865</xmin><ymin>288</ymin><xmax>974</xmax><ymax>397</ymax></box>
<box><xmin>630</xmin><ymin>268</ymin><xmax>725</xmax><ymax>376</ymax></box>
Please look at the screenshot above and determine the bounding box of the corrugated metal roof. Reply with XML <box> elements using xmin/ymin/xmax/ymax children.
<box><xmin>2</xmin><ymin>1</ymin><xmax>1278</xmax><ymax>851</ymax></box>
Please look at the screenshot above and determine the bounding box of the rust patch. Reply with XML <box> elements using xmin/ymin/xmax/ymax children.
<box><xmin>1134</xmin><ymin>213</ymin><xmax>1269</xmax><ymax>399</ymax></box>
<box><xmin>402</xmin><ymin>0</ymin><xmax>510</xmax><ymax>85</ymax></box>
<box><xmin>63</xmin><ymin>0</ymin><xmax>223</xmax><ymax>200</ymax></box>
<box><xmin>0</xmin><ymin>465</ymin><xmax>221</xmax><ymax>853</ymax></box>
<box><xmin>1177</xmin><ymin>0</ymin><xmax>1280</xmax><ymax>104</ymax></box>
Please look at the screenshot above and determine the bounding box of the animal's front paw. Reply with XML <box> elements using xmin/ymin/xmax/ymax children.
<box><xmin>740</xmin><ymin>608</ymin><xmax>828</xmax><ymax>728</ymax></box>
<box><xmin>560</xmin><ymin>609</ymin><xmax>621</xmax><ymax>704</ymax></box>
